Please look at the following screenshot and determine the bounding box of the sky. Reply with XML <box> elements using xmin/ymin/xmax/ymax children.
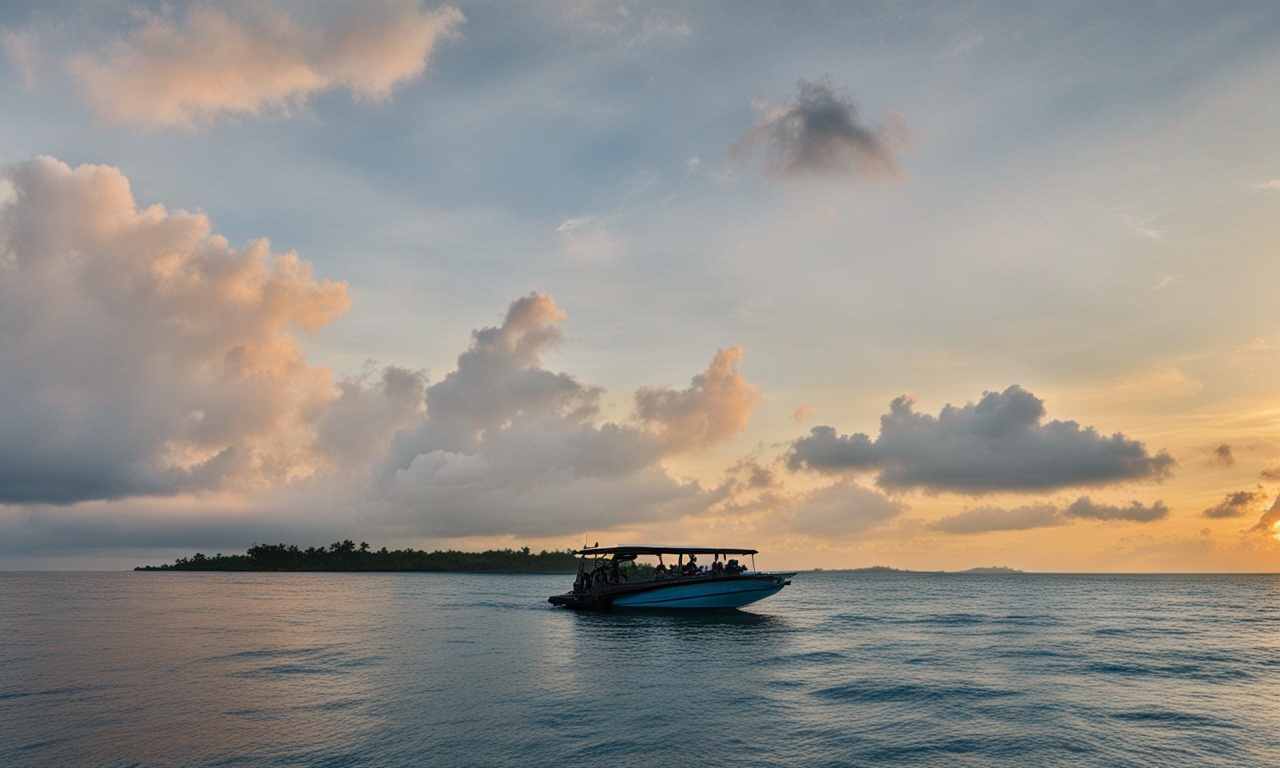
<box><xmin>3</xmin><ymin>0</ymin><xmax>1280</xmax><ymax>571</ymax></box>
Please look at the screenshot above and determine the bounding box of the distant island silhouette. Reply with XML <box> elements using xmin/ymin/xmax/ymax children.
<box><xmin>814</xmin><ymin>565</ymin><xmax>1024</xmax><ymax>574</ymax></box>
<box><xmin>954</xmin><ymin>566</ymin><xmax>1024</xmax><ymax>574</ymax></box>
<box><xmin>135</xmin><ymin>541</ymin><xmax>579</xmax><ymax>573</ymax></box>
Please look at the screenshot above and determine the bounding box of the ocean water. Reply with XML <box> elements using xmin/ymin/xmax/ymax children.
<box><xmin>2</xmin><ymin>571</ymin><xmax>1278</xmax><ymax>767</ymax></box>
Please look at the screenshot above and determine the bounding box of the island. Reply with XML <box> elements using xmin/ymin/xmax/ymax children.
<box><xmin>810</xmin><ymin>565</ymin><xmax>1023</xmax><ymax>574</ymax></box>
<box><xmin>135</xmin><ymin>540</ymin><xmax>580</xmax><ymax>573</ymax></box>
<box><xmin>953</xmin><ymin>566</ymin><xmax>1024</xmax><ymax>574</ymax></box>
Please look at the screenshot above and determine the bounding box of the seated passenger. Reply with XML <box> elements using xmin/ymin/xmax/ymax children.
<box><xmin>655</xmin><ymin>562</ymin><xmax>668</xmax><ymax>578</ymax></box>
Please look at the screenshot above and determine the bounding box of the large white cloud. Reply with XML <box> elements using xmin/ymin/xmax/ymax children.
<box><xmin>0</xmin><ymin>156</ymin><xmax>424</xmax><ymax>504</ymax></box>
<box><xmin>379</xmin><ymin>293</ymin><xmax>761</xmax><ymax>536</ymax></box>
<box><xmin>789</xmin><ymin>385</ymin><xmax>1174</xmax><ymax>493</ymax></box>
<box><xmin>0</xmin><ymin>159</ymin><xmax>761</xmax><ymax>543</ymax></box>
<box><xmin>71</xmin><ymin>1</ymin><xmax>463</xmax><ymax>128</ymax></box>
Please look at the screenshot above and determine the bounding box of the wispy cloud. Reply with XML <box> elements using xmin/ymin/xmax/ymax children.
<box><xmin>569</xmin><ymin>3</ymin><xmax>693</xmax><ymax>46</ymax></box>
<box><xmin>70</xmin><ymin>1</ymin><xmax>463</xmax><ymax>128</ymax></box>
<box><xmin>2</xmin><ymin>28</ymin><xmax>40</xmax><ymax>89</ymax></box>
<box><xmin>557</xmin><ymin>216</ymin><xmax>618</xmax><ymax>258</ymax></box>
<box><xmin>933</xmin><ymin>503</ymin><xmax>1064</xmax><ymax>534</ymax></box>
<box><xmin>941</xmin><ymin>31</ymin><xmax>986</xmax><ymax>59</ymax></box>
<box><xmin>783</xmin><ymin>480</ymin><xmax>906</xmax><ymax>537</ymax></box>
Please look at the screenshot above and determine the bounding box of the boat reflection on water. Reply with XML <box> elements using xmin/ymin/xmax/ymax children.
<box><xmin>548</xmin><ymin>545</ymin><xmax>794</xmax><ymax>611</ymax></box>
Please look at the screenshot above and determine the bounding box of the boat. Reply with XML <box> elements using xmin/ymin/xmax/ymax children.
<box><xmin>547</xmin><ymin>545</ymin><xmax>795</xmax><ymax>610</ymax></box>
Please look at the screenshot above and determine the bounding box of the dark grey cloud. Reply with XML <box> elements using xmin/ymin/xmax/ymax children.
<box><xmin>933</xmin><ymin>495</ymin><xmax>1168</xmax><ymax>533</ymax></box>
<box><xmin>1262</xmin><ymin>463</ymin><xmax>1280</xmax><ymax>481</ymax></box>
<box><xmin>1201</xmin><ymin>489</ymin><xmax>1266</xmax><ymax>519</ymax></box>
<box><xmin>1064</xmin><ymin>496</ymin><xmax>1169</xmax><ymax>522</ymax></box>
<box><xmin>732</xmin><ymin>76</ymin><xmax>911</xmax><ymax>180</ymax></box>
<box><xmin>1206</xmin><ymin>443</ymin><xmax>1235</xmax><ymax>467</ymax></box>
<box><xmin>933</xmin><ymin>503</ymin><xmax>1063</xmax><ymax>534</ymax></box>
<box><xmin>787</xmin><ymin>426</ymin><xmax>877</xmax><ymax>472</ymax></box>
<box><xmin>789</xmin><ymin>386</ymin><xmax>1174</xmax><ymax>493</ymax></box>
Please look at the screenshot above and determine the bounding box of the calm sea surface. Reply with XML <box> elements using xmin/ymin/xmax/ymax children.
<box><xmin>2</xmin><ymin>571</ymin><xmax>1278</xmax><ymax>767</ymax></box>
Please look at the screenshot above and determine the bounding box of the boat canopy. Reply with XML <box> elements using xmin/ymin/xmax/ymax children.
<box><xmin>575</xmin><ymin>545</ymin><xmax>758</xmax><ymax>557</ymax></box>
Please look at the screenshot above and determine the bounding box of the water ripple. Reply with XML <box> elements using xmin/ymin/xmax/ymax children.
<box><xmin>3</xmin><ymin>571</ymin><xmax>1279</xmax><ymax>766</ymax></box>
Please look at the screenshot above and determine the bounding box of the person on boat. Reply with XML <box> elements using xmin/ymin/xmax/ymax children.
<box><xmin>712</xmin><ymin>557</ymin><xmax>724</xmax><ymax>576</ymax></box>
<box><xmin>682</xmin><ymin>554</ymin><xmax>699</xmax><ymax>577</ymax></box>
<box><xmin>654</xmin><ymin>560</ymin><xmax>668</xmax><ymax>578</ymax></box>
<box><xmin>591</xmin><ymin>563</ymin><xmax>610</xmax><ymax>587</ymax></box>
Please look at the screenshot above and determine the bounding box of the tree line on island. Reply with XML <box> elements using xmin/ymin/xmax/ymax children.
<box><xmin>135</xmin><ymin>540</ymin><xmax>581</xmax><ymax>572</ymax></box>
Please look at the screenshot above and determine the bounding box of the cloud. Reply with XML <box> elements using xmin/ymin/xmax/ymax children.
<box><xmin>1253</xmin><ymin>180</ymin><xmax>1280</xmax><ymax>191</ymax></box>
<box><xmin>789</xmin><ymin>386</ymin><xmax>1174</xmax><ymax>493</ymax></box>
<box><xmin>732</xmin><ymin>76</ymin><xmax>911</xmax><ymax>180</ymax></box>
<box><xmin>941</xmin><ymin>31</ymin><xmax>986</xmax><ymax>58</ymax></box>
<box><xmin>784</xmin><ymin>480</ymin><xmax>906</xmax><ymax>537</ymax></box>
<box><xmin>933</xmin><ymin>495</ymin><xmax>1169</xmax><ymax>533</ymax></box>
<box><xmin>0</xmin><ymin>156</ymin><xmax>397</xmax><ymax>504</ymax></box>
<box><xmin>0</xmin><ymin>161</ymin><xmax>758</xmax><ymax>541</ymax></box>
<box><xmin>557</xmin><ymin>216</ymin><xmax>618</xmax><ymax>258</ymax></box>
<box><xmin>1206</xmin><ymin>443</ymin><xmax>1235</xmax><ymax>467</ymax></box>
<box><xmin>377</xmin><ymin>293</ymin><xmax>761</xmax><ymax>536</ymax></box>
<box><xmin>635</xmin><ymin>346</ymin><xmax>760</xmax><ymax>452</ymax></box>
<box><xmin>2</xmin><ymin>28</ymin><xmax>40</xmax><ymax>88</ymax></box>
<box><xmin>1064</xmin><ymin>496</ymin><xmax>1169</xmax><ymax>522</ymax></box>
<box><xmin>315</xmin><ymin>365</ymin><xmax>427</xmax><ymax>466</ymax></box>
<box><xmin>1201</xmin><ymin>489</ymin><xmax>1266</xmax><ymax>519</ymax></box>
<box><xmin>933</xmin><ymin>503</ymin><xmax>1064</xmax><ymax>534</ymax></box>
<box><xmin>569</xmin><ymin>3</ymin><xmax>693</xmax><ymax>46</ymax></box>
<box><xmin>791</xmin><ymin>404</ymin><xmax>812</xmax><ymax>422</ymax></box>
<box><xmin>1250</xmin><ymin>495</ymin><xmax>1280</xmax><ymax>535</ymax></box>
<box><xmin>1261</xmin><ymin>463</ymin><xmax>1280</xmax><ymax>481</ymax></box>
<box><xmin>70</xmin><ymin>2</ymin><xmax>463</xmax><ymax>128</ymax></box>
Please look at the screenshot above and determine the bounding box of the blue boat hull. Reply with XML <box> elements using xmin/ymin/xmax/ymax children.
<box><xmin>549</xmin><ymin>573</ymin><xmax>794</xmax><ymax>610</ymax></box>
<box><xmin>611</xmin><ymin>575</ymin><xmax>789</xmax><ymax>608</ymax></box>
